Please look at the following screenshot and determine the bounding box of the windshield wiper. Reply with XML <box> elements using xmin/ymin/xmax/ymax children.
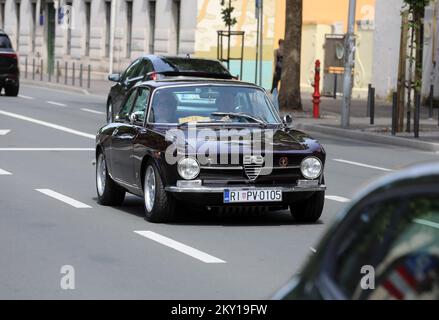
<box><xmin>210</xmin><ymin>112</ymin><xmax>268</xmax><ymax>127</ymax></box>
<box><xmin>177</xmin><ymin>120</ymin><xmax>228</xmax><ymax>128</ymax></box>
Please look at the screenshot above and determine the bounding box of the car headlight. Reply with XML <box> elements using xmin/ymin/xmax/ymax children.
<box><xmin>177</xmin><ymin>157</ymin><xmax>200</xmax><ymax>180</ymax></box>
<box><xmin>301</xmin><ymin>157</ymin><xmax>322</xmax><ymax>179</ymax></box>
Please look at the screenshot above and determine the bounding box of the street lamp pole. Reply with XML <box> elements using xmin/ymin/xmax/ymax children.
<box><xmin>341</xmin><ymin>0</ymin><xmax>357</xmax><ymax>128</ymax></box>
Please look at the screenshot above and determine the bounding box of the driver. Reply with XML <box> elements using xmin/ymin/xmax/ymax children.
<box><xmin>216</xmin><ymin>91</ymin><xmax>236</xmax><ymax>113</ymax></box>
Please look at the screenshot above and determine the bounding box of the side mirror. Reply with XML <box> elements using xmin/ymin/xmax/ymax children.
<box><xmin>129</xmin><ymin>112</ymin><xmax>142</xmax><ymax>124</ymax></box>
<box><xmin>283</xmin><ymin>114</ymin><xmax>292</xmax><ymax>125</ymax></box>
<box><xmin>108</xmin><ymin>73</ymin><xmax>121</xmax><ymax>82</ymax></box>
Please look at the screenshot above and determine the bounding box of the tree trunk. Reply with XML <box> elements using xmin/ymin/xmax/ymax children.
<box><xmin>396</xmin><ymin>11</ymin><xmax>409</xmax><ymax>132</ymax></box>
<box><xmin>279</xmin><ymin>0</ymin><xmax>303</xmax><ymax>111</ymax></box>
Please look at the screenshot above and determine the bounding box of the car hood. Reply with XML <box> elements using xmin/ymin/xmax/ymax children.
<box><xmin>151</xmin><ymin>125</ymin><xmax>324</xmax><ymax>155</ymax></box>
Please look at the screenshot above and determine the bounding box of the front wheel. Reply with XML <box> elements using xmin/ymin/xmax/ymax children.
<box><xmin>96</xmin><ymin>151</ymin><xmax>125</xmax><ymax>205</ymax></box>
<box><xmin>5</xmin><ymin>82</ymin><xmax>19</xmax><ymax>96</ymax></box>
<box><xmin>289</xmin><ymin>191</ymin><xmax>325</xmax><ymax>223</ymax></box>
<box><xmin>106</xmin><ymin>99</ymin><xmax>113</xmax><ymax>123</ymax></box>
<box><xmin>143</xmin><ymin>161</ymin><xmax>176</xmax><ymax>223</ymax></box>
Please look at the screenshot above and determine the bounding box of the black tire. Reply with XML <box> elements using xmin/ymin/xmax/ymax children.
<box><xmin>143</xmin><ymin>160</ymin><xmax>176</xmax><ymax>223</ymax></box>
<box><xmin>5</xmin><ymin>83</ymin><xmax>19</xmax><ymax>97</ymax></box>
<box><xmin>106</xmin><ymin>99</ymin><xmax>113</xmax><ymax>123</ymax></box>
<box><xmin>289</xmin><ymin>191</ymin><xmax>325</xmax><ymax>223</ymax></box>
<box><xmin>96</xmin><ymin>151</ymin><xmax>125</xmax><ymax>206</ymax></box>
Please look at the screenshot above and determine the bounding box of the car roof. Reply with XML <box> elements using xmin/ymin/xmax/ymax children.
<box><xmin>133</xmin><ymin>78</ymin><xmax>263</xmax><ymax>90</ymax></box>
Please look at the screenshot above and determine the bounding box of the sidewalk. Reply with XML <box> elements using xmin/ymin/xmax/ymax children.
<box><xmin>285</xmin><ymin>97</ymin><xmax>439</xmax><ymax>152</ymax></box>
<box><xmin>21</xmin><ymin>73</ymin><xmax>111</xmax><ymax>97</ymax></box>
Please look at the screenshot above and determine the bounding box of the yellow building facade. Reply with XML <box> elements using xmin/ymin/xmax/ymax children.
<box><xmin>195</xmin><ymin>0</ymin><xmax>376</xmax><ymax>97</ymax></box>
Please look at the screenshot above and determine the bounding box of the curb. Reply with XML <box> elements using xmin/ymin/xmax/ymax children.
<box><xmin>295</xmin><ymin>123</ymin><xmax>439</xmax><ymax>153</ymax></box>
<box><xmin>21</xmin><ymin>79</ymin><xmax>107</xmax><ymax>99</ymax></box>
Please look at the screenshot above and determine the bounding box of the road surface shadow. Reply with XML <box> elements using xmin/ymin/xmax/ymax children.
<box><xmin>103</xmin><ymin>195</ymin><xmax>324</xmax><ymax>227</ymax></box>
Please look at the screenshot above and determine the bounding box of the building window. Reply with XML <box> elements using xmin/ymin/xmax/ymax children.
<box><xmin>85</xmin><ymin>1</ymin><xmax>91</xmax><ymax>56</ymax></box>
<box><xmin>172</xmin><ymin>0</ymin><xmax>181</xmax><ymax>55</ymax></box>
<box><xmin>0</xmin><ymin>1</ymin><xmax>5</xmax><ymax>30</ymax></box>
<box><xmin>105</xmin><ymin>0</ymin><xmax>111</xmax><ymax>57</ymax></box>
<box><xmin>126</xmin><ymin>0</ymin><xmax>133</xmax><ymax>58</ymax></box>
<box><xmin>148</xmin><ymin>0</ymin><xmax>156</xmax><ymax>54</ymax></box>
<box><xmin>66</xmin><ymin>2</ymin><xmax>72</xmax><ymax>55</ymax></box>
<box><xmin>31</xmin><ymin>2</ymin><xmax>36</xmax><ymax>52</ymax></box>
<box><xmin>15</xmin><ymin>1</ymin><xmax>20</xmax><ymax>51</ymax></box>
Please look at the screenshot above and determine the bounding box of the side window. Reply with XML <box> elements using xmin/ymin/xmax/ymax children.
<box><xmin>122</xmin><ymin>59</ymin><xmax>141</xmax><ymax>82</ymax></box>
<box><xmin>117</xmin><ymin>89</ymin><xmax>138</xmax><ymax>120</ymax></box>
<box><xmin>131</xmin><ymin>88</ymin><xmax>150</xmax><ymax>123</ymax></box>
<box><xmin>331</xmin><ymin>194</ymin><xmax>439</xmax><ymax>300</ymax></box>
<box><xmin>137</xmin><ymin>60</ymin><xmax>154</xmax><ymax>79</ymax></box>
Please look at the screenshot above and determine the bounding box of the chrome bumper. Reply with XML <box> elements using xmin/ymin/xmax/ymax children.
<box><xmin>166</xmin><ymin>184</ymin><xmax>326</xmax><ymax>193</ymax></box>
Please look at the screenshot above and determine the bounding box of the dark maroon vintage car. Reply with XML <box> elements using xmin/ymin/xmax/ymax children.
<box><xmin>95</xmin><ymin>77</ymin><xmax>326</xmax><ymax>223</ymax></box>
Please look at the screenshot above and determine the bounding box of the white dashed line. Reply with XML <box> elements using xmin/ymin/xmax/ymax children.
<box><xmin>325</xmin><ymin>195</ymin><xmax>351</xmax><ymax>203</ymax></box>
<box><xmin>47</xmin><ymin>101</ymin><xmax>67</xmax><ymax>107</ymax></box>
<box><xmin>310</xmin><ymin>247</ymin><xmax>317</xmax><ymax>253</ymax></box>
<box><xmin>0</xmin><ymin>129</ymin><xmax>10</xmax><ymax>135</ymax></box>
<box><xmin>0</xmin><ymin>110</ymin><xmax>95</xmax><ymax>139</ymax></box>
<box><xmin>35</xmin><ymin>189</ymin><xmax>91</xmax><ymax>209</ymax></box>
<box><xmin>414</xmin><ymin>218</ymin><xmax>439</xmax><ymax>230</ymax></box>
<box><xmin>81</xmin><ymin>108</ymin><xmax>105</xmax><ymax>115</ymax></box>
<box><xmin>0</xmin><ymin>148</ymin><xmax>94</xmax><ymax>151</ymax></box>
<box><xmin>0</xmin><ymin>168</ymin><xmax>12</xmax><ymax>175</ymax></box>
<box><xmin>134</xmin><ymin>231</ymin><xmax>226</xmax><ymax>264</ymax></box>
<box><xmin>18</xmin><ymin>95</ymin><xmax>34</xmax><ymax>100</ymax></box>
<box><xmin>333</xmin><ymin>159</ymin><xmax>393</xmax><ymax>172</ymax></box>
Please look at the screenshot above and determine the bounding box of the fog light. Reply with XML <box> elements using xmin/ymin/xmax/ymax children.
<box><xmin>176</xmin><ymin>180</ymin><xmax>202</xmax><ymax>188</ymax></box>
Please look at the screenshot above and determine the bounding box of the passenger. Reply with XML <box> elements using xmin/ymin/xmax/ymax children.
<box><xmin>152</xmin><ymin>93</ymin><xmax>177</xmax><ymax>123</ymax></box>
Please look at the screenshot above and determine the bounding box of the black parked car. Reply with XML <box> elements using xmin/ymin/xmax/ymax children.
<box><xmin>274</xmin><ymin>163</ymin><xmax>439</xmax><ymax>300</ymax></box>
<box><xmin>96</xmin><ymin>76</ymin><xmax>326</xmax><ymax>223</ymax></box>
<box><xmin>0</xmin><ymin>30</ymin><xmax>19</xmax><ymax>96</ymax></box>
<box><xmin>106</xmin><ymin>55</ymin><xmax>233</xmax><ymax>122</ymax></box>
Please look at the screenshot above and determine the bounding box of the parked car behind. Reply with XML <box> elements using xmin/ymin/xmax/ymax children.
<box><xmin>106</xmin><ymin>55</ymin><xmax>234</xmax><ymax>122</ymax></box>
<box><xmin>0</xmin><ymin>30</ymin><xmax>19</xmax><ymax>96</ymax></box>
<box><xmin>273</xmin><ymin>163</ymin><xmax>439</xmax><ymax>300</ymax></box>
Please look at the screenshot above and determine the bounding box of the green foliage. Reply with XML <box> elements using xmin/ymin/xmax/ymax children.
<box><xmin>403</xmin><ymin>0</ymin><xmax>431</xmax><ymax>10</ymax></box>
<box><xmin>220</xmin><ymin>0</ymin><xmax>237</xmax><ymax>29</ymax></box>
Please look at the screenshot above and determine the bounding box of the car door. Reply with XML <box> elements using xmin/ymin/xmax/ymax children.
<box><xmin>110</xmin><ymin>88</ymin><xmax>139</xmax><ymax>187</ymax></box>
<box><xmin>113</xmin><ymin>59</ymin><xmax>142</xmax><ymax>112</ymax></box>
<box><xmin>319</xmin><ymin>187</ymin><xmax>439</xmax><ymax>300</ymax></box>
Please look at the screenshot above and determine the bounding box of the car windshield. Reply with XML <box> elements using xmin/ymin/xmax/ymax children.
<box><xmin>148</xmin><ymin>85</ymin><xmax>280</xmax><ymax>125</ymax></box>
<box><xmin>0</xmin><ymin>35</ymin><xmax>12</xmax><ymax>49</ymax></box>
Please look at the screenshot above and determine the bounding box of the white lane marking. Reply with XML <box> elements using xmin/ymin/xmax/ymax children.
<box><xmin>18</xmin><ymin>94</ymin><xmax>34</xmax><ymax>100</ymax></box>
<box><xmin>134</xmin><ymin>231</ymin><xmax>226</xmax><ymax>264</ymax></box>
<box><xmin>325</xmin><ymin>195</ymin><xmax>351</xmax><ymax>203</ymax></box>
<box><xmin>0</xmin><ymin>129</ymin><xmax>10</xmax><ymax>135</ymax></box>
<box><xmin>81</xmin><ymin>108</ymin><xmax>105</xmax><ymax>115</ymax></box>
<box><xmin>0</xmin><ymin>148</ymin><xmax>94</xmax><ymax>151</ymax></box>
<box><xmin>310</xmin><ymin>247</ymin><xmax>317</xmax><ymax>253</ymax></box>
<box><xmin>0</xmin><ymin>168</ymin><xmax>12</xmax><ymax>175</ymax></box>
<box><xmin>333</xmin><ymin>159</ymin><xmax>393</xmax><ymax>172</ymax></box>
<box><xmin>414</xmin><ymin>218</ymin><xmax>439</xmax><ymax>230</ymax></box>
<box><xmin>35</xmin><ymin>189</ymin><xmax>91</xmax><ymax>209</ymax></box>
<box><xmin>47</xmin><ymin>101</ymin><xmax>67</xmax><ymax>107</ymax></box>
<box><xmin>0</xmin><ymin>110</ymin><xmax>95</xmax><ymax>139</ymax></box>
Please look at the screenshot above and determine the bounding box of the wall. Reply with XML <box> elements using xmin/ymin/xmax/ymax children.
<box><xmin>372</xmin><ymin>0</ymin><xmax>403</xmax><ymax>99</ymax></box>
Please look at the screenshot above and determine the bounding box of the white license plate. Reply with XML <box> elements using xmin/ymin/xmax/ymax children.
<box><xmin>223</xmin><ymin>189</ymin><xmax>282</xmax><ymax>203</ymax></box>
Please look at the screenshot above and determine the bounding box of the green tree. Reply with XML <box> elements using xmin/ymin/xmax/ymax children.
<box><xmin>279</xmin><ymin>0</ymin><xmax>303</xmax><ymax>111</ymax></box>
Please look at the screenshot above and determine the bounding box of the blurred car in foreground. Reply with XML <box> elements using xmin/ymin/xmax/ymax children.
<box><xmin>274</xmin><ymin>163</ymin><xmax>439</xmax><ymax>300</ymax></box>
<box><xmin>106</xmin><ymin>55</ymin><xmax>233</xmax><ymax>122</ymax></box>
<box><xmin>0</xmin><ymin>30</ymin><xmax>19</xmax><ymax>96</ymax></box>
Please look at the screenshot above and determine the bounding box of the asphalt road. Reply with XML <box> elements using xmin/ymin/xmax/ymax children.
<box><xmin>0</xmin><ymin>84</ymin><xmax>438</xmax><ymax>299</ymax></box>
